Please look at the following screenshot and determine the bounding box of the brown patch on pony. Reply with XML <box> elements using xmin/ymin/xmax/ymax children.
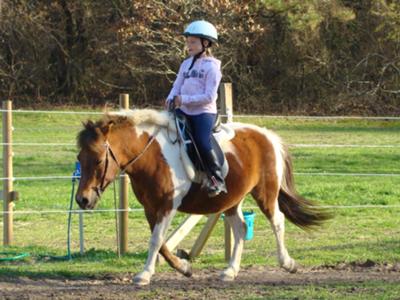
<box><xmin>248</xmin><ymin>129</ymin><xmax>281</xmax><ymax>219</ymax></box>
<box><xmin>179</xmin><ymin>128</ymin><xmax>274</xmax><ymax>215</ymax></box>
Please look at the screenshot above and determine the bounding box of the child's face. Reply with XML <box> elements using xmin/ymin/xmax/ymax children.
<box><xmin>186</xmin><ymin>36</ymin><xmax>204</xmax><ymax>56</ymax></box>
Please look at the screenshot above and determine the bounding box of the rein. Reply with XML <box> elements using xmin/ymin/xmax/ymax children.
<box><xmin>96</xmin><ymin>128</ymin><xmax>161</xmax><ymax>196</ymax></box>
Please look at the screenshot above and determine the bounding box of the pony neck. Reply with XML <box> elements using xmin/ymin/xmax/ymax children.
<box><xmin>108</xmin><ymin>124</ymin><xmax>159</xmax><ymax>175</ymax></box>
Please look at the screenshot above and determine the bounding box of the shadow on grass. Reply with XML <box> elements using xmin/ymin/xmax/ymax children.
<box><xmin>0</xmin><ymin>249</ymin><xmax>148</xmax><ymax>280</ymax></box>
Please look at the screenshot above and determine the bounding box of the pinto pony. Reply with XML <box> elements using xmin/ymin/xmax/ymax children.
<box><xmin>76</xmin><ymin>109</ymin><xmax>330</xmax><ymax>285</ymax></box>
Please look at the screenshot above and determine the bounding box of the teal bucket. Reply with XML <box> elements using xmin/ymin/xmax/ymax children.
<box><xmin>243</xmin><ymin>211</ymin><xmax>255</xmax><ymax>241</ymax></box>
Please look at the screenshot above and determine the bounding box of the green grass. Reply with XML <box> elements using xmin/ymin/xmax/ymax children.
<box><xmin>1</xmin><ymin>110</ymin><xmax>400</xmax><ymax>296</ymax></box>
<box><xmin>253</xmin><ymin>282</ymin><xmax>400</xmax><ymax>300</ymax></box>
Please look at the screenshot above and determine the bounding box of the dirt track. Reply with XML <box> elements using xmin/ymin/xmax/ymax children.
<box><xmin>1</xmin><ymin>262</ymin><xmax>400</xmax><ymax>299</ymax></box>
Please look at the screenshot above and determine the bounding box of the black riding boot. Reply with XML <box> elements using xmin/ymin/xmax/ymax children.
<box><xmin>203</xmin><ymin>149</ymin><xmax>227</xmax><ymax>197</ymax></box>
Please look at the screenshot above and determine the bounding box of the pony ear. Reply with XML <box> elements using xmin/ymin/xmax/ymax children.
<box><xmin>83</xmin><ymin>120</ymin><xmax>94</xmax><ymax>129</ymax></box>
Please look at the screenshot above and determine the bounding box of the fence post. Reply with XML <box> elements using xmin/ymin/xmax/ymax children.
<box><xmin>2</xmin><ymin>100</ymin><xmax>13</xmax><ymax>245</ymax></box>
<box><xmin>181</xmin><ymin>83</ymin><xmax>235</xmax><ymax>261</ymax></box>
<box><xmin>189</xmin><ymin>214</ymin><xmax>221</xmax><ymax>259</ymax></box>
<box><xmin>219</xmin><ymin>83</ymin><xmax>233</xmax><ymax>123</ymax></box>
<box><xmin>119</xmin><ymin>94</ymin><xmax>130</xmax><ymax>255</ymax></box>
<box><xmin>219</xmin><ymin>83</ymin><xmax>234</xmax><ymax>261</ymax></box>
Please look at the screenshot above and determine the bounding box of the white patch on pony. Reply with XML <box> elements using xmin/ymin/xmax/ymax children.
<box><xmin>221</xmin><ymin>141</ymin><xmax>242</xmax><ymax>169</ymax></box>
<box><xmin>229</xmin><ymin>122</ymin><xmax>285</xmax><ymax>185</ymax></box>
<box><xmin>135</xmin><ymin>208</ymin><xmax>178</xmax><ymax>285</ymax></box>
<box><xmin>114</xmin><ymin>109</ymin><xmax>191</xmax><ymax>202</ymax></box>
<box><xmin>221</xmin><ymin>201</ymin><xmax>246</xmax><ymax>281</ymax></box>
<box><xmin>111</xmin><ymin>109</ymin><xmax>249</xmax><ymax>192</ymax></box>
<box><xmin>125</xmin><ymin>117</ymin><xmax>190</xmax><ymax>209</ymax></box>
<box><xmin>269</xmin><ymin>205</ymin><xmax>297</xmax><ymax>272</ymax></box>
<box><xmin>148</xmin><ymin>126</ymin><xmax>192</xmax><ymax>208</ymax></box>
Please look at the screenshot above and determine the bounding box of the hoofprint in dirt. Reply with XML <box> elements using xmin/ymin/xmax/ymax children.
<box><xmin>1</xmin><ymin>262</ymin><xmax>400</xmax><ymax>300</ymax></box>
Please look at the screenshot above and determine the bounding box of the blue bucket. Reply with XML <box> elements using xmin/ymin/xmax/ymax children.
<box><xmin>243</xmin><ymin>211</ymin><xmax>255</xmax><ymax>241</ymax></box>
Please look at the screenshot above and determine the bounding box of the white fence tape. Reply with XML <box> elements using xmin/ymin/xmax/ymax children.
<box><xmin>3</xmin><ymin>205</ymin><xmax>400</xmax><ymax>215</ymax></box>
<box><xmin>1</xmin><ymin>108</ymin><xmax>400</xmax><ymax>120</ymax></box>
<box><xmin>1</xmin><ymin>171</ymin><xmax>399</xmax><ymax>182</ymax></box>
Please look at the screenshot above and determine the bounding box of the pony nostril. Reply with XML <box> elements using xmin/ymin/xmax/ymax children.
<box><xmin>76</xmin><ymin>195</ymin><xmax>89</xmax><ymax>208</ymax></box>
<box><xmin>81</xmin><ymin>197</ymin><xmax>89</xmax><ymax>207</ymax></box>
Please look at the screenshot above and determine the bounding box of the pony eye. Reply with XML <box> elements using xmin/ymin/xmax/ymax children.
<box><xmin>96</xmin><ymin>159</ymin><xmax>102</xmax><ymax>165</ymax></box>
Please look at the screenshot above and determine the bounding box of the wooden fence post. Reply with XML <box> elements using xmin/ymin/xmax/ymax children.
<box><xmin>219</xmin><ymin>83</ymin><xmax>234</xmax><ymax>262</ymax></box>
<box><xmin>2</xmin><ymin>100</ymin><xmax>14</xmax><ymax>245</ymax></box>
<box><xmin>189</xmin><ymin>214</ymin><xmax>221</xmax><ymax>259</ymax></box>
<box><xmin>119</xmin><ymin>94</ymin><xmax>130</xmax><ymax>255</ymax></box>
<box><xmin>219</xmin><ymin>83</ymin><xmax>233</xmax><ymax>123</ymax></box>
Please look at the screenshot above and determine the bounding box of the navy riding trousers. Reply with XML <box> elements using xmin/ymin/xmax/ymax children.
<box><xmin>176</xmin><ymin>109</ymin><xmax>216</xmax><ymax>156</ymax></box>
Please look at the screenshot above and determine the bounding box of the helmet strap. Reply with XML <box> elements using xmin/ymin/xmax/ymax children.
<box><xmin>188</xmin><ymin>51</ymin><xmax>205</xmax><ymax>72</ymax></box>
<box><xmin>187</xmin><ymin>38</ymin><xmax>210</xmax><ymax>71</ymax></box>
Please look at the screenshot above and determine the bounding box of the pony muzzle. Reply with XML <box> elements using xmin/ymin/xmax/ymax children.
<box><xmin>76</xmin><ymin>192</ymin><xmax>98</xmax><ymax>209</ymax></box>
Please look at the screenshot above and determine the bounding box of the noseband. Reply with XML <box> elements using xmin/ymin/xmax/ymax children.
<box><xmin>95</xmin><ymin>129</ymin><xmax>160</xmax><ymax>196</ymax></box>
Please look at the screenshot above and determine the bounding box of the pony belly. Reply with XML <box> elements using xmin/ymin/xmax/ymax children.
<box><xmin>177</xmin><ymin>185</ymin><xmax>235</xmax><ymax>215</ymax></box>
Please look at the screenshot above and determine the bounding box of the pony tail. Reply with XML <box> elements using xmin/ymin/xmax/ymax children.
<box><xmin>278</xmin><ymin>148</ymin><xmax>332</xmax><ymax>230</ymax></box>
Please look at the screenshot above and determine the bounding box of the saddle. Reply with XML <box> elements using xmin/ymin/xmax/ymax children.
<box><xmin>174</xmin><ymin>113</ymin><xmax>235</xmax><ymax>183</ymax></box>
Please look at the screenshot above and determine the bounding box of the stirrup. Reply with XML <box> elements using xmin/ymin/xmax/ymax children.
<box><xmin>207</xmin><ymin>176</ymin><xmax>227</xmax><ymax>198</ymax></box>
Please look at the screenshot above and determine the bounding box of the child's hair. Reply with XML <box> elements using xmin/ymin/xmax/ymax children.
<box><xmin>205</xmin><ymin>47</ymin><xmax>213</xmax><ymax>56</ymax></box>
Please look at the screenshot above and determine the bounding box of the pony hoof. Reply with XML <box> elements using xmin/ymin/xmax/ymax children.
<box><xmin>133</xmin><ymin>272</ymin><xmax>151</xmax><ymax>286</ymax></box>
<box><xmin>133</xmin><ymin>277</ymin><xmax>150</xmax><ymax>286</ymax></box>
<box><xmin>220</xmin><ymin>268</ymin><xmax>236</xmax><ymax>282</ymax></box>
<box><xmin>289</xmin><ymin>262</ymin><xmax>299</xmax><ymax>273</ymax></box>
<box><xmin>180</xmin><ymin>259</ymin><xmax>193</xmax><ymax>277</ymax></box>
<box><xmin>282</xmin><ymin>260</ymin><xmax>298</xmax><ymax>273</ymax></box>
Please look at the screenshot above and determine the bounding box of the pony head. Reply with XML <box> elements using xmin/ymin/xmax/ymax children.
<box><xmin>75</xmin><ymin>109</ymin><xmax>173</xmax><ymax>210</ymax></box>
<box><xmin>75</xmin><ymin>119</ymin><xmax>120</xmax><ymax>209</ymax></box>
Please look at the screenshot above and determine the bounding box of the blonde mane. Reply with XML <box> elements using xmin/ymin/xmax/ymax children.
<box><xmin>78</xmin><ymin>109</ymin><xmax>172</xmax><ymax>151</ymax></box>
<box><xmin>107</xmin><ymin>109</ymin><xmax>172</xmax><ymax>128</ymax></box>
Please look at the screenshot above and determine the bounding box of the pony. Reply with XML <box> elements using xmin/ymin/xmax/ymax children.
<box><xmin>75</xmin><ymin>109</ymin><xmax>330</xmax><ymax>285</ymax></box>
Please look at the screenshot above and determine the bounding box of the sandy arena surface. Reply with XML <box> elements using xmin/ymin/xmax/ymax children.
<box><xmin>1</xmin><ymin>261</ymin><xmax>400</xmax><ymax>299</ymax></box>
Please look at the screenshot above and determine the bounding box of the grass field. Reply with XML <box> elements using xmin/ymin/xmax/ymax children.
<box><xmin>1</xmin><ymin>109</ymin><xmax>400</xmax><ymax>298</ymax></box>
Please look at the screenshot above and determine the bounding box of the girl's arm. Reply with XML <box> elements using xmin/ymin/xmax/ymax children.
<box><xmin>166</xmin><ymin>62</ymin><xmax>186</xmax><ymax>101</ymax></box>
<box><xmin>181</xmin><ymin>64</ymin><xmax>222</xmax><ymax>106</ymax></box>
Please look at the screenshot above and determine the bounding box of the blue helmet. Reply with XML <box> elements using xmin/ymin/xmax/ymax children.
<box><xmin>183</xmin><ymin>20</ymin><xmax>218</xmax><ymax>44</ymax></box>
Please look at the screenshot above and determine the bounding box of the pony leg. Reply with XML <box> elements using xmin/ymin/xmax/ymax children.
<box><xmin>252</xmin><ymin>170</ymin><xmax>297</xmax><ymax>273</ymax></box>
<box><xmin>133</xmin><ymin>209</ymin><xmax>177</xmax><ymax>286</ymax></box>
<box><xmin>220</xmin><ymin>203</ymin><xmax>246</xmax><ymax>281</ymax></box>
<box><xmin>140</xmin><ymin>211</ymin><xmax>192</xmax><ymax>279</ymax></box>
<box><xmin>159</xmin><ymin>244</ymin><xmax>192</xmax><ymax>277</ymax></box>
<box><xmin>269</xmin><ymin>203</ymin><xmax>298</xmax><ymax>273</ymax></box>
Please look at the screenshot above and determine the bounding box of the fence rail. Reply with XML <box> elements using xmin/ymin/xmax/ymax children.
<box><xmin>1</xmin><ymin>108</ymin><xmax>400</xmax><ymax>120</ymax></box>
<box><xmin>2</xmin><ymin>204</ymin><xmax>400</xmax><ymax>215</ymax></box>
<box><xmin>1</xmin><ymin>142</ymin><xmax>399</xmax><ymax>148</ymax></box>
<box><xmin>0</xmin><ymin>171</ymin><xmax>399</xmax><ymax>182</ymax></box>
<box><xmin>2</xmin><ymin>97</ymin><xmax>399</xmax><ymax>258</ymax></box>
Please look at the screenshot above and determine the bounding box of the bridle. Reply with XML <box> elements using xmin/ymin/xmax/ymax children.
<box><xmin>94</xmin><ymin>129</ymin><xmax>160</xmax><ymax>197</ymax></box>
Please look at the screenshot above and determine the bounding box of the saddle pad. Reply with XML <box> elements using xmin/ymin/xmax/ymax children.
<box><xmin>213</xmin><ymin>123</ymin><xmax>235</xmax><ymax>144</ymax></box>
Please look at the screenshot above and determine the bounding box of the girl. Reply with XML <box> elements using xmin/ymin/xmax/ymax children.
<box><xmin>166</xmin><ymin>20</ymin><xmax>226</xmax><ymax>197</ymax></box>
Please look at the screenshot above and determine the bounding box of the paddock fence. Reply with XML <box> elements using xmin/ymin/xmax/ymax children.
<box><xmin>1</xmin><ymin>94</ymin><xmax>400</xmax><ymax>260</ymax></box>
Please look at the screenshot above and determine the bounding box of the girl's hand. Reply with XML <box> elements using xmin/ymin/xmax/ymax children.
<box><xmin>164</xmin><ymin>99</ymin><xmax>170</xmax><ymax>110</ymax></box>
<box><xmin>174</xmin><ymin>95</ymin><xmax>182</xmax><ymax>107</ymax></box>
